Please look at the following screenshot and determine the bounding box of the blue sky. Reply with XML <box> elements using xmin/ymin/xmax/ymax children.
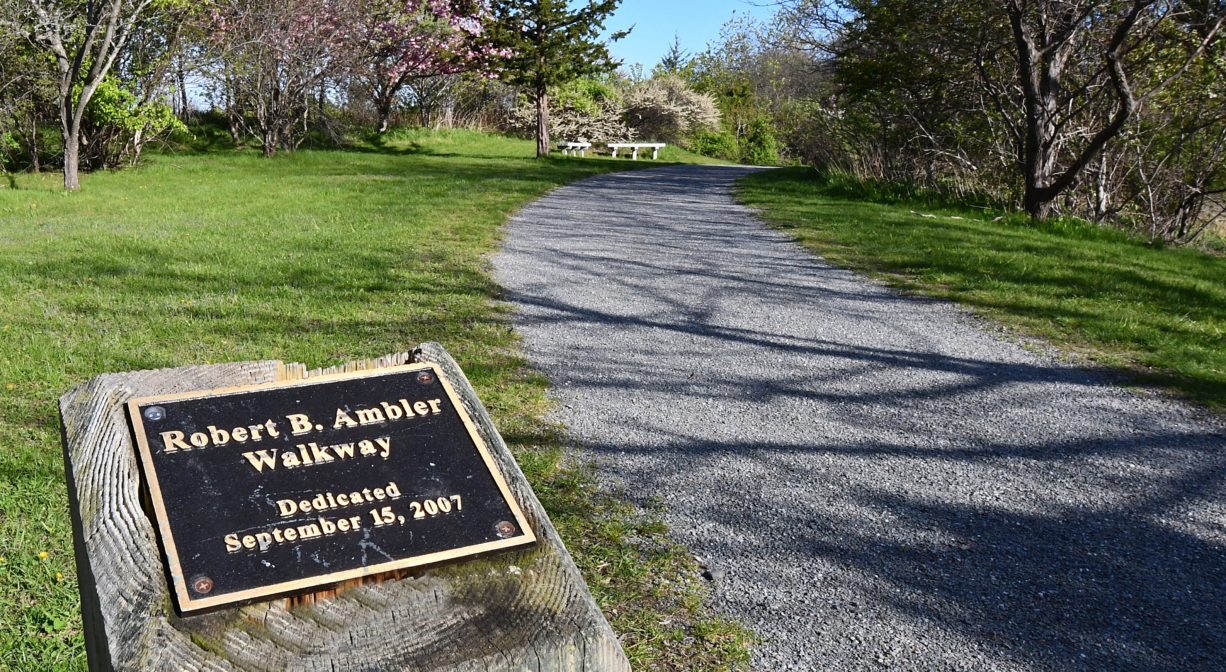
<box><xmin>602</xmin><ymin>0</ymin><xmax>776</xmax><ymax>71</ymax></box>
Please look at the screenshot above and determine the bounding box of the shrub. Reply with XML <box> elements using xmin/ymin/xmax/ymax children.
<box><xmin>506</xmin><ymin>77</ymin><xmax>634</xmax><ymax>143</ymax></box>
<box><xmin>740</xmin><ymin>116</ymin><xmax>779</xmax><ymax>165</ymax></box>
<box><xmin>623</xmin><ymin>75</ymin><xmax>720</xmax><ymax>144</ymax></box>
<box><xmin>687</xmin><ymin>128</ymin><xmax>739</xmax><ymax>161</ymax></box>
<box><xmin>81</xmin><ymin>78</ymin><xmax>186</xmax><ymax>169</ymax></box>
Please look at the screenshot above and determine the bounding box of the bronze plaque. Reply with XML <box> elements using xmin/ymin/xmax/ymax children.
<box><xmin>126</xmin><ymin>363</ymin><xmax>536</xmax><ymax>612</ymax></box>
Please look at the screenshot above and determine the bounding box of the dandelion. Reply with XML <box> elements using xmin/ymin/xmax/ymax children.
<box><xmin>56</xmin><ymin>572</ymin><xmax>64</xmax><ymax>582</ymax></box>
<box><xmin>38</xmin><ymin>551</ymin><xmax>48</xmax><ymax>560</ymax></box>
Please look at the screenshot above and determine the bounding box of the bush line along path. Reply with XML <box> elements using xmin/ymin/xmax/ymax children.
<box><xmin>493</xmin><ymin>164</ymin><xmax>1226</xmax><ymax>671</ymax></box>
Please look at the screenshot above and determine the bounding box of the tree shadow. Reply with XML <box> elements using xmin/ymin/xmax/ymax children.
<box><xmin>495</xmin><ymin>164</ymin><xmax>1226</xmax><ymax>670</ymax></box>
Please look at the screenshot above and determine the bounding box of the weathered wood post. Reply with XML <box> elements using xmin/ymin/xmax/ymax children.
<box><xmin>59</xmin><ymin>343</ymin><xmax>629</xmax><ymax>671</ymax></box>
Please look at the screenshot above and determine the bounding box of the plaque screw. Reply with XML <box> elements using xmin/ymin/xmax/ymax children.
<box><xmin>494</xmin><ymin>521</ymin><xmax>517</xmax><ymax>539</ymax></box>
<box><xmin>143</xmin><ymin>406</ymin><xmax>166</xmax><ymax>422</ymax></box>
<box><xmin>191</xmin><ymin>575</ymin><xmax>214</xmax><ymax>594</ymax></box>
<box><xmin>416</xmin><ymin>371</ymin><xmax>435</xmax><ymax>384</ymax></box>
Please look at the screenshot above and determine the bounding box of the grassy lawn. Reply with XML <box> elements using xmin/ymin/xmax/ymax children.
<box><xmin>0</xmin><ymin>130</ymin><xmax>749</xmax><ymax>670</ymax></box>
<box><xmin>740</xmin><ymin>167</ymin><xmax>1226</xmax><ymax>412</ymax></box>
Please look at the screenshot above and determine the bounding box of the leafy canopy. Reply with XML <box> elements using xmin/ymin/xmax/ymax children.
<box><xmin>487</xmin><ymin>0</ymin><xmax>627</xmax><ymax>91</ymax></box>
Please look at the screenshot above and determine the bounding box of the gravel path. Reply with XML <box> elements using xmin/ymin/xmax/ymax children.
<box><xmin>491</xmin><ymin>165</ymin><xmax>1226</xmax><ymax>672</ymax></box>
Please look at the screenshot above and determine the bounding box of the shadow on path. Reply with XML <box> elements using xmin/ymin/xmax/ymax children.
<box><xmin>494</xmin><ymin>165</ymin><xmax>1226</xmax><ymax>671</ymax></box>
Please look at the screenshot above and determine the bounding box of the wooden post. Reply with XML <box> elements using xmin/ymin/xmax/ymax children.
<box><xmin>59</xmin><ymin>343</ymin><xmax>629</xmax><ymax>671</ymax></box>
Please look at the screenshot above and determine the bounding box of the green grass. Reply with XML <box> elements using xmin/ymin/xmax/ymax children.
<box><xmin>0</xmin><ymin>129</ymin><xmax>749</xmax><ymax>670</ymax></box>
<box><xmin>656</xmin><ymin>144</ymin><xmax>738</xmax><ymax>165</ymax></box>
<box><xmin>740</xmin><ymin>167</ymin><xmax>1226</xmax><ymax>411</ymax></box>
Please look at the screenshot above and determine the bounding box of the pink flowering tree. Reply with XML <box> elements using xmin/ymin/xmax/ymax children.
<box><xmin>204</xmin><ymin>0</ymin><xmax>356</xmax><ymax>155</ymax></box>
<box><xmin>353</xmin><ymin>0</ymin><xmax>506</xmax><ymax>133</ymax></box>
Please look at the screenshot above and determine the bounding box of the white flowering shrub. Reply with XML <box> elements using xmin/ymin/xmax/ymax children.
<box><xmin>507</xmin><ymin>78</ymin><xmax>635</xmax><ymax>144</ymax></box>
<box><xmin>623</xmin><ymin>76</ymin><xmax>721</xmax><ymax>144</ymax></box>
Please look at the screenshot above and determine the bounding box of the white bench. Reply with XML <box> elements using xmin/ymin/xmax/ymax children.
<box><xmin>608</xmin><ymin>142</ymin><xmax>666</xmax><ymax>160</ymax></box>
<box><xmin>558</xmin><ymin>141</ymin><xmax>591</xmax><ymax>156</ymax></box>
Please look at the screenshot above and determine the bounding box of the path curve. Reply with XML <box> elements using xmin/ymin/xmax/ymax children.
<box><xmin>492</xmin><ymin>165</ymin><xmax>1226</xmax><ymax>671</ymax></box>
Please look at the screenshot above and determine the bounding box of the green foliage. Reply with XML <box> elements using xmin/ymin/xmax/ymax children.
<box><xmin>488</xmin><ymin>0</ymin><xmax>627</xmax><ymax>92</ymax></box>
<box><xmin>488</xmin><ymin>0</ymin><xmax>628</xmax><ymax>154</ymax></box>
<box><xmin>738</xmin><ymin>116</ymin><xmax>778</xmax><ymax>165</ymax></box>
<box><xmin>79</xmin><ymin>78</ymin><xmax>187</xmax><ymax>169</ymax></box>
<box><xmin>508</xmin><ymin>77</ymin><xmax>633</xmax><ymax>142</ymax></box>
<box><xmin>816</xmin><ymin>169</ymin><xmax>1002</xmax><ymax>213</ymax></box>
<box><xmin>741</xmin><ymin>167</ymin><xmax>1226</xmax><ymax>411</ymax></box>
<box><xmin>0</xmin><ymin>132</ymin><xmax>17</xmax><ymax>158</ymax></box>
<box><xmin>684</xmin><ymin>15</ymin><xmax>770</xmax><ymax>135</ymax></box>
<box><xmin>0</xmin><ymin>132</ymin><xmax>17</xmax><ymax>188</ymax></box>
<box><xmin>0</xmin><ymin>28</ymin><xmax>59</xmax><ymax>173</ymax></box>
<box><xmin>687</xmin><ymin>128</ymin><xmax>739</xmax><ymax>161</ymax></box>
<box><xmin>168</xmin><ymin>110</ymin><xmax>240</xmax><ymax>153</ymax></box>
<box><xmin>554</xmin><ymin>77</ymin><xmax>620</xmax><ymax>115</ymax></box>
<box><xmin>83</xmin><ymin>79</ymin><xmax>184</xmax><ymax>138</ymax></box>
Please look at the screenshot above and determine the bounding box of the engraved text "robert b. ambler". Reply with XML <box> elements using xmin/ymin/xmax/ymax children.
<box><xmin>154</xmin><ymin>397</ymin><xmax>445</xmax><ymax>474</ymax></box>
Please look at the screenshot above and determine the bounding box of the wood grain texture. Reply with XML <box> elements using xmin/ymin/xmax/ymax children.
<box><xmin>59</xmin><ymin>344</ymin><xmax>629</xmax><ymax>672</ymax></box>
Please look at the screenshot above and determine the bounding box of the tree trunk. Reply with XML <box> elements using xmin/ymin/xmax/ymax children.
<box><xmin>441</xmin><ymin>88</ymin><xmax>456</xmax><ymax>129</ymax></box>
<box><xmin>29</xmin><ymin>111</ymin><xmax>39</xmax><ymax>173</ymax></box>
<box><xmin>225</xmin><ymin>73</ymin><xmax>241</xmax><ymax>146</ymax></box>
<box><xmin>129</xmin><ymin>128</ymin><xmax>145</xmax><ymax>167</ymax></box>
<box><xmin>1020</xmin><ymin>86</ymin><xmax>1061</xmax><ymax>220</ymax></box>
<box><xmin>262</xmin><ymin>127</ymin><xmax>277</xmax><ymax>156</ymax></box>
<box><xmin>1007</xmin><ymin>0</ymin><xmax>1148</xmax><ymax>220</ymax></box>
<box><xmin>377</xmin><ymin>93</ymin><xmax>394</xmax><ymax>134</ymax></box>
<box><xmin>177</xmin><ymin>65</ymin><xmax>189</xmax><ymax>121</ymax></box>
<box><xmin>535</xmin><ymin>87</ymin><xmax>550</xmax><ymax>158</ymax></box>
<box><xmin>1092</xmin><ymin>153</ymin><xmax>1110</xmax><ymax>220</ymax></box>
<box><xmin>63</xmin><ymin>130</ymin><xmax>81</xmax><ymax>191</ymax></box>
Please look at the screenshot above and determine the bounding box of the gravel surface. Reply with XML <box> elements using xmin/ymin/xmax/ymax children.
<box><xmin>491</xmin><ymin>165</ymin><xmax>1226</xmax><ymax>672</ymax></box>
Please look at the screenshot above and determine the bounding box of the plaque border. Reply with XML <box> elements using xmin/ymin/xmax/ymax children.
<box><xmin>126</xmin><ymin>362</ymin><xmax>538</xmax><ymax>613</ymax></box>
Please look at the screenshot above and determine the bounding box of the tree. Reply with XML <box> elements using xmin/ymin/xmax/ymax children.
<box><xmin>353</xmin><ymin>0</ymin><xmax>502</xmax><ymax>134</ymax></box>
<box><xmin>203</xmin><ymin>0</ymin><xmax>351</xmax><ymax>155</ymax></box>
<box><xmin>16</xmin><ymin>0</ymin><xmax>183</xmax><ymax>190</ymax></box>
<box><xmin>79</xmin><ymin>77</ymin><xmax>184</xmax><ymax>168</ymax></box>
<box><xmin>682</xmin><ymin>14</ymin><xmax>826</xmax><ymax>165</ymax></box>
<box><xmin>653</xmin><ymin>33</ymin><xmax>689</xmax><ymax>76</ymax></box>
<box><xmin>487</xmin><ymin>0</ymin><xmax>627</xmax><ymax>157</ymax></box>
<box><xmin>779</xmin><ymin>0</ymin><xmax>1225</xmax><ymax>222</ymax></box>
<box><xmin>998</xmin><ymin>0</ymin><xmax>1222</xmax><ymax>218</ymax></box>
<box><xmin>798</xmin><ymin>2</ymin><xmax>1003</xmax><ymax>184</ymax></box>
<box><xmin>0</xmin><ymin>22</ymin><xmax>59</xmax><ymax>173</ymax></box>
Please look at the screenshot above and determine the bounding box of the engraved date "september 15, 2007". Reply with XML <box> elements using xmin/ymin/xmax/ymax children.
<box><xmin>223</xmin><ymin>494</ymin><xmax>462</xmax><ymax>554</ymax></box>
